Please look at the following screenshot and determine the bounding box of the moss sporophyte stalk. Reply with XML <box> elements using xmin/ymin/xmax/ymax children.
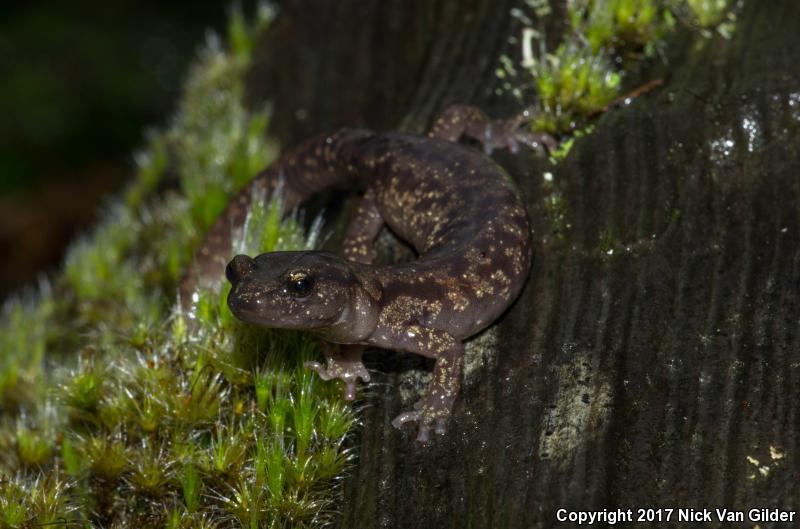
<box><xmin>0</xmin><ymin>6</ymin><xmax>352</xmax><ymax>528</ymax></box>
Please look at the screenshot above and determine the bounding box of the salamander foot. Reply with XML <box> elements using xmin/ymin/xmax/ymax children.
<box><xmin>391</xmin><ymin>391</ymin><xmax>454</xmax><ymax>442</ymax></box>
<box><xmin>304</xmin><ymin>355</ymin><xmax>370</xmax><ymax>400</ymax></box>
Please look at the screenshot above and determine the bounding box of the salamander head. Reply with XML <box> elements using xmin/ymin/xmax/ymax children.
<box><xmin>225</xmin><ymin>251</ymin><xmax>371</xmax><ymax>332</ymax></box>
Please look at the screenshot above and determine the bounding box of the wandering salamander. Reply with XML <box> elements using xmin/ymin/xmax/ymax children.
<box><xmin>185</xmin><ymin>105</ymin><xmax>551</xmax><ymax>441</ymax></box>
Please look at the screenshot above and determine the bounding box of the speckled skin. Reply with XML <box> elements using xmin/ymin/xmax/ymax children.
<box><xmin>192</xmin><ymin>106</ymin><xmax>542</xmax><ymax>441</ymax></box>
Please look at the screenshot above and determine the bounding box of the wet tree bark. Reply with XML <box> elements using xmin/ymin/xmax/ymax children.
<box><xmin>248</xmin><ymin>1</ymin><xmax>800</xmax><ymax>527</ymax></box>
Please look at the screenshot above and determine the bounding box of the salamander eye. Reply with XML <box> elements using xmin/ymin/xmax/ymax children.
<box><xmin>285</xmin><ymin>272</ymin><xmax>314</xmax><ymax>298</ymax></box>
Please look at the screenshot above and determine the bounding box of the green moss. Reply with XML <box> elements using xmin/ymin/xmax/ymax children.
<box><xmin>15</xmin><ymin>425</ymin><xmax>54</xmax><ymax>467</ymax></box>
<box><xmin>0</xmin><ymin>476</ymin><xmax>75</xmax><ymax>527</ymax></box>
<box><xmin>0</xmin><ymin>5</ymin><xmax>354</xmax><ymax>528</ymax></box>
<box><xmin>0</xmin><ymin>480</ymin><xmax>28</xmax><ymax>528</ymax></box>
<box><xmin>0</xmin><ymin>293</ymin><xmax>53</xmax><ymax>412</ymax></box>
<box><xmin>519</xmin><ymin>0</ymin><xmax>672</xmax><ymax>138</ymax></box>
<box><xmin>527</xmin><ymin>42</ymin><xmax>621</xmax><ymax>135</ymax></box>
<box><xmin>541</xmin><ymin>171</ymin><xmax>569</xmax><ymax>242</ymax></box>
<box><xmin>84</xmin><ymin>435</ymin><xmax>130</xmax><ymax>480</ymax></box>
<box><xmin>129</xmin><ymin>443</ymin><xmax>174</xmax><ymax>496</ymax></box>
<box><xmin>681</xmin><ymin>0</ymin><xmax>736</xmax><ymax>29</ymax></box>
<box><xmin>180</xmin><ymin>461</ymin><xmax>202</xmax><ymax>513</ymax></box>
<box><xmin>573</xmin><ymin>0</ymin><xmax>673</xmax><ymax>57</ymax></box>
<box><xmin>62</xmin><ymin>360</ymin><xmax>108</xmax><ymax>422</ymax></box>
<box><xmin>507</xmin><ymin>0</ymin><xmax>738</xmax><ymax>150</ymax></box>
<box><xmin>60</xmin><ymin>437</ymin><xmax>83</xmax><ymax>476</ymax></box>
<box><xmin>126</xmin><ymin>134</ymin><xmax>169</xmax><ymax>210</ymax></box>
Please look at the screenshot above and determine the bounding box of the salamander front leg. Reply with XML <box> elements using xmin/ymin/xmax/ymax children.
<box><xmin>342</xmin><ymin>189</ymin><xmax>383</xmax><ymax>265</ymax></box>
<box><xmin>305</xmin><ymin>344</ymin><xmax>371</xmax><ymax>400</ymax></box>
<box><xmin>305</xmin><ymin>190</ymin><xmax>383</xmax><ymax>400</ymax></box>
<box><xmin>429</xmin><ymin>103</ymin><xmax>557</xmax><ymax>155</ymax></box>
<box><xmin>390</xmin><ymin>329</ymin><xmax>464</xmax><ymax>442</ymax></box>
<box><xmin>306</xmin><ymin>190</ymin><xmax>383</xmax><ymax>399</ymax></box>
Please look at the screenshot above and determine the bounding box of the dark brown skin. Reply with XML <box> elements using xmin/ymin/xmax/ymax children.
<box><xmin>187</xmin><ymin>106</ymin><xmax>548</xmax><ymax>442</ymax></box>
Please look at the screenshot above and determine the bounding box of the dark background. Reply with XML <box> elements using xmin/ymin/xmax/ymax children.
<box><xmin>0</xmin><ymin>1</ymin><xmax>242</xmax><ymax>300</ymax></box>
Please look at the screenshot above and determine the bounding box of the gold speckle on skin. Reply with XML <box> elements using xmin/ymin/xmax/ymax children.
<box><xmin>446</xmin><ymin>289</ymin><xmax>470</xmax><ymax>312</ymax></box>
<box><xmin>491</xmin><ymin>270</ymin><xmax>511</xmax><ymax>286</ymax></box>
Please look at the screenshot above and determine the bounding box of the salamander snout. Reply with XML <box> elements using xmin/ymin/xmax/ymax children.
<box><xmin>226</xmin><ymin>254</ymin><xmax>256</xmax><ymax>285</ymax></box>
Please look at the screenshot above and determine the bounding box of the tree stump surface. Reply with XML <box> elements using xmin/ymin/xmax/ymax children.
<box><xmin>247</xmin><ymin>1</ymin><xmax>800</xmax><ymax>527</ymax></box>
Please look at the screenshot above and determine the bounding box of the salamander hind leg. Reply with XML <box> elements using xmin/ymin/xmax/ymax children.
<box><xmin>429</xmin><ymin>103</ymin><xmax>557</xmax><ymax>155</ymax></box>
<box><xmin>428</xmin><ymin>104</ymin><xmax>491</xmax><ymax>143</ymax></box>
<box><xmin>390</xmin><ymin>327</ymin><xmax>464</xmax><ymax>443</ymax></box>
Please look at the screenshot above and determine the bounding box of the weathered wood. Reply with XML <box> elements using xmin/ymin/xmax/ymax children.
<box><xmin>247</xmin><ymin>1</ymin><xmax>800</xmax><ymax>527</ymax></box>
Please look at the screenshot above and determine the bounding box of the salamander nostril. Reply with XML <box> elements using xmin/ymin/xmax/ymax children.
<box><xmin>226</xmin><ymin>254</ymin><xmax>256</xmax><ymax>284</ymax></box>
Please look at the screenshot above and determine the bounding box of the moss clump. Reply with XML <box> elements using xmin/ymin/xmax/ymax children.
<box><xmin>676</xmin><ymin>0</ymin><xmax>740</xmax><ymax>37</ymax></box>
<box><xmin>0</xmin><ymin>476</ymin><xmax>76</xmax><ymax>527</ymax></box>
<box><xmin>0</xmin><ymin>4</ymin><xmax>354</xmax><ymax>528</ymax></box>
<box><xmin>504</xmin><ymin>0</ymin><xmax>738</xmax><ymax>143</ymax></box>
<box><xmin>527</xmin><ymin>42</ymin><xmax>621</xmax><ymax>135</ymax></box>
<box><xmin>572</xmin><ymin>0</ymin><xmax>673</xmax><ymax>58</ymax></box>
<box><xmin>0</xmin><ymin>292</ymin><xmax>53</xmax><ymax>413</ymax></box>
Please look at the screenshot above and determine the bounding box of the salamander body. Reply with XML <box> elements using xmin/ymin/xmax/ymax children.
<box><xmin>189</xmin><ymin>106</ymin><xmax>545</xmax><ymax>441</ymax></box>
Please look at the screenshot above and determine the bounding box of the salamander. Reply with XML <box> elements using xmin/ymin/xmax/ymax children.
<box><xmin>185</xmin><ymin>105</ymin><xmax>551</xmax><ymax>441</ymax></box>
